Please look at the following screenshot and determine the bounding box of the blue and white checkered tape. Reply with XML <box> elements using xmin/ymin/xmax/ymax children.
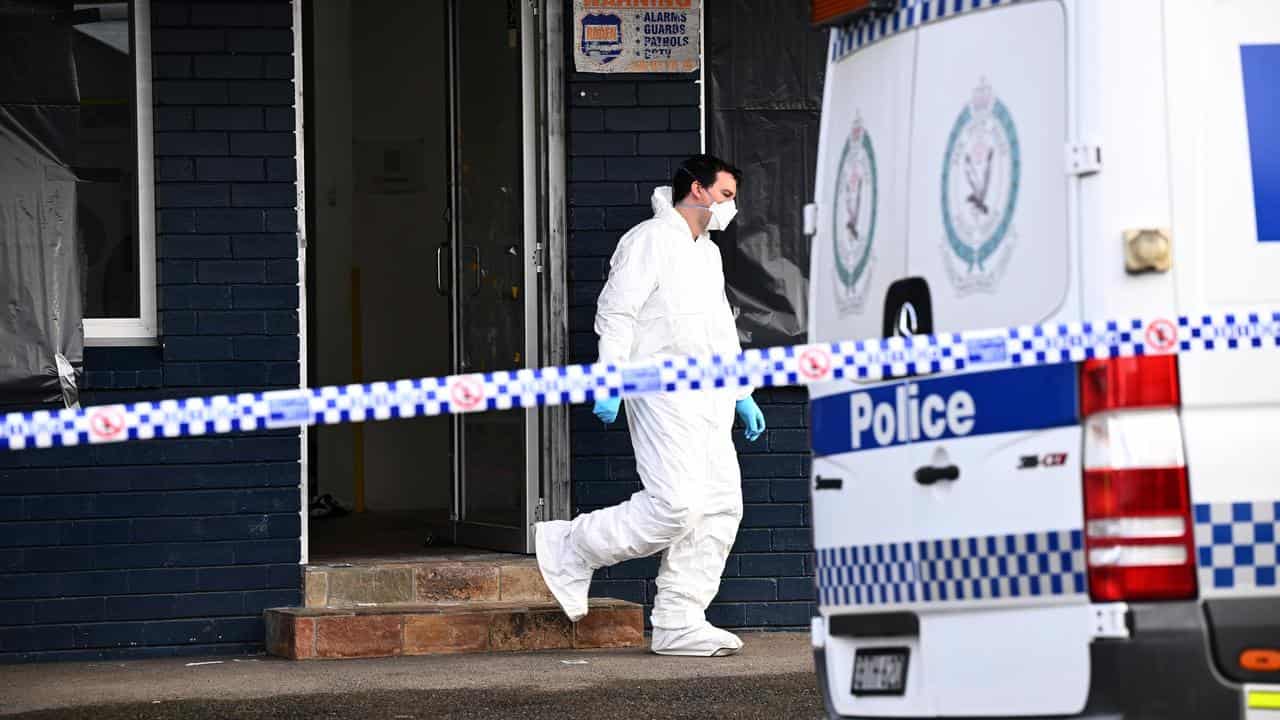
<box><xmin>830</xmin><ymin>0</ymin><xmax>1027</xmax><ymax>63</ymax></box>
<box><xmin>1194</xmin><ymin>500</ymin><xmax>1280</xmax><ymax>592</ymax></box>
<box><xmin>816</xmin><ymin>529</ymin><xmax>1086</xmax><ymax>608</ymax></box>
<box><xmin>1</xmin><ymin>307</ymin><xmax>1279</xmax><ymax>452</ymax></box>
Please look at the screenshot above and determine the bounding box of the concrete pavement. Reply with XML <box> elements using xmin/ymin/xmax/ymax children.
<box><xmin>0</xmin><ymin>631</ymin><xmax>824</xmax><ymax>719</ymax></box>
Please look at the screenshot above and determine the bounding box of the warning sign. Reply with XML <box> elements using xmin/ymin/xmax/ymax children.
<box><xmin>573</xmin><ymin>0</ymin><xmax>701</xmax><ymax>74</ymax></box>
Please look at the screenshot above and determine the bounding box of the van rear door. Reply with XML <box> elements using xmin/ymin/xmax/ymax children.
<box><xmin>813</xmin><ymin>2</ymin><xmax>1092</xmax><ymax>717</ymax></box>
<box><xmin>1164</xmin><ymin>0</ymin><xmax>1280</xmax><ymax>608</ymax></box>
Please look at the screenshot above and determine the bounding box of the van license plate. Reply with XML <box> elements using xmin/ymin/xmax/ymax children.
<box><xmin>852</xmin><ymin>647</ymin><xmax>909</xmax><ymax>696</ymax></box>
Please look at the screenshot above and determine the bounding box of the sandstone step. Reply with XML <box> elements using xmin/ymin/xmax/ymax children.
<box><xmin>305</xmin><ymin>556</ymin><xmax>556</xmax><ymax>608</ymax></box>
<box><xmin>265</xmin><ymin>598</ymin><xmax>644</xmax><ymax>660</ymax></box>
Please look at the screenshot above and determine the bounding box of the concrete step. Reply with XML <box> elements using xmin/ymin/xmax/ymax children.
<box><xmin>304</xmin><ymin>557</ymin><xmax>557</xmax><ymax>608</ymax></box>
<box><xmin>265</xmin><ymin>598</ymin><xmax>644</xmax><ymax>660</ymax></box>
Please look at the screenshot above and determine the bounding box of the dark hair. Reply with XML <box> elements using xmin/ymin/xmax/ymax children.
<box><xmin>672</xmin><ymin>154</ymin><xmax>742</xmax><ymax>203</ymax></box>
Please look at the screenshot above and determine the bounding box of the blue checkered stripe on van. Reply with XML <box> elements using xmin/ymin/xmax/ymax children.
<box><xmin>817</xmin><ymin>529</ymin><xmax>1086</xmax><ymax>607</ymax></box>
<box><xmin>830</xmin><ymin>0</ymin><xmax>1028</xmax><ymax>62</ymax></box>
<box><xmin>1194</xmin><ymin>501</ymin><xmax>1280</xmax><ymax>591</ymax></box>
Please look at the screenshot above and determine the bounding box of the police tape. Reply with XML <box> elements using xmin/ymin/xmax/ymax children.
<box><xmin>3</xmin><ymin>307</ymin><xmax>1279</xmax><ymax>452</ymax></box>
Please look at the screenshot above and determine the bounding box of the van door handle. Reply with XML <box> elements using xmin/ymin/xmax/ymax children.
<box><xmin>915</xmin><ymin>465</ymin><xmax>959</xmax><ymax>486</ymax></box>
<box><xmin>815</xmin><ymin>475</ymin><xmax>843</xmax><ymax>491</ymax></box>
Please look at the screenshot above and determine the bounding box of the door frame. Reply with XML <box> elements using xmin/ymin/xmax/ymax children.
<box><xmin>447</xmin><ymin>0</ymin><xmax>569</xmax><ymax>553</ymax></box>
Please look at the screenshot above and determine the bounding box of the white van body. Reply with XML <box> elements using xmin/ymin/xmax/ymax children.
<box><xmin>807</xmin><ymin>1</ymin><xmax>1280</xmax><ymax>717</ymax></box>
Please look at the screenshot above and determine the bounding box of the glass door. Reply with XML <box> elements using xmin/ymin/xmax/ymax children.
<box><xmin>447</xmin><ymin>0</ymin><xmax>539</xmax><ymax>552</ymax></box>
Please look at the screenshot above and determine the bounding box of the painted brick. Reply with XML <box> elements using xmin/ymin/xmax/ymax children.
<box><xmin>163</xmin><ymin>336</ymin><xmax>234</xmax><ymax>362</ymax></box>
<box><xmin>705</xmin><ymin>603</ymin><xmax>746</xmax><ymax>628</ymax></box>
<box><xmin>197</xmin><ymin>311</ymin><xmax>265</xmax><ymax>335</ymax></box>
<box><xmin>569</xmin><ymin>132</ymin><xmax>637</xmax><ymax>156</ymax></box>
<box><xmin>152</xmin><ymin>4</ymin><xmax>189</xmax><ymax>26</ymax></box>
<box><xmin>196</xmin><ymin>157</ymin><xmax>265</xmax><ymax>181</ymax></box>
<box><xmin>604</xmin><ymin>107</ymin><xmax>669</xmax><ymax>132</ymax></box>
<box><xmin>196</xmin><ymin>106</ymin><xmax>264</xmax><ymax>131</ymax></box>
<box><xmin>161</xmin><ymin>284</ymin><xmax>234</xmax><ymax>310</ymax></box>
<box><xmin>570</xmin><ymin>156</ymin><xmax>605</xmax><ymax>182</ymax></box>
<box><xmin>588</xmin><ymin>580</ymin><xmax>646</xmax><ymax>604</ymax></box>
<box><xmin>605</xmin><ymin>156</ymin><xmax>669</xmax><ymax>181</ymax></box>
<box><xmin>739</xmin><ymin>554</ymin><xmax>807</xmax><ymax>578</ymax></box>
<box><xmin>228</xmin><ymin>81</ymin><xmax>293</xmax><ymax>107</ymax></box>
<box><xmin>770</xmin><ymin>429</ymin><xmax>809</xmax><ymax>452</ymax></box>
<box><xmin>196</xmin><ymin>209</ymin><xmax>264</xmax><ymax>233</ymax></box>
<box><xmin>232</xmin><ymin>285</ymin><xmax>296</xmax><ymax>310</ymax></box>
<box><xmin>569</xmin><ymin>182</ymin><xmax>637</xmax><ymax>207</ymax></box>
<box><xmin>265</xmin><ymin>209</ymin><xmax>297</xmax><ymax>232</ymax></box>
<box><xmin>233</xmin><ymin>336</ymin><xmax>298</xmax><ymax>362</ymax></box>
<box><xmin>155</xmin><ymin>107</ymin><xmax>195</xmax><ymax>133</ymax></box>
<box><xmin>157</xmin><ymin>183</ymin><xmax>230</xmax><ymax>208</ymax></box>
<box><xmin>744</xmin><ymin>603</ymin><xmax>814</xmax><ymax>627</ymax></box>
<box><xmin>198</xmin><ymin>260</ymin><xmax>266</xmax><ymax>284</ymax></box>
<box><xmin>154</xmin><ymin>55</ymin><xmax>192</xmax><ymax>79</ymax></box>
<box><xmin>156</xmin><ymin>132</ymin><xmax>229</xmax><ymax>157</ymax></box>
<box><xmin>189</xmin><ymin>3</ymin><xmax>264</xmax><ymax>27</ymax></box>
<box><xmin>159</xmin><ymin>209</ymin><xmax>196</xmax><ymax>233</ymax></box>
<box><xmin>151</xmin><ymin>29</ymin><xmax>225</xmax><ymax>54</ymax></box>
<box><xmin>771</xmin><ymin>528</ymin><xmax>813</xmax><ymax>552</ymax></box>
<box><xmin>771</xmin><ymin>479</ymin><xmax>810</xmax><ymax>502</ymax></box>
<box><xmin>739</xmin><ymin>454</ymin><xmax>804</xmax><ymax>479</ymax></box>
<box><xmin>637</xmin><ymin>82</ymin><xmax>699</xmax><ymax>106</ymax></box>
<box><xmin>715</xmin><ymin>578</ymin><xmax>777</xmax><ymax>602</ymax></box>
<box><xmin>778</xmin><ymin>578</ymin><xmax>816</xmax><ymax>601</ymax></box>
<box><xmin>742</xmin><ymin>504</ymin><xmax>806</xmax><ymax>528</ymax></box>
<box><xmin>154</xmin><ymin>81</ymin><xmax>229</xmax><ymax>106</ymax></box>
<box><xmin>229</xmin><ymin>132</ymin><xmax>294</xmax><ymax>157</ymax></box>
<box><xmin>604</xmin><ymin>205</ymin><xmax>650</xmax><ymax>230</ymax></box>
<box><xmin>569</xmin><ymin>207</ymin><xmax>605</xmax><ymax>231</ymax></box>
<box><xmin>570</xmin><ymin>83</ymin><xmax>637</xmax><ymax>107</ymax></box>
<box><xmin>232</xmin><ymin>183</ymin><xmax>296</xmax><ymax>208</ymax></box>
<box><xmin>266</xmin><ymin>158</ymin><xmax>296</xmax><ymax>181</ymax></box>
<box><xmin>263</xmin><ymin>55</ymin><xmax>294</xmax><ymax>80</ymax></box>
<box><xmin>194</xmin><ymin>55</ymin><xmax>263</xmax><ymax>79</ymax></box>
<box><xmin>670</xmin><ymin>107</ymin><xmax>700</xmax><ymax>131</ymax></box>
<box><xmin>637</xmin><ymin>132</ymin><xmax>700</xmax><ymax>156</ymax></box>
<box><xmin>569</xmin><ymin>107</ymin><xmax>604</xmax><ymax>132</ymax></box>
<box><xmin>226</xmin><ymin>29</ymin><xmax>293</xmax><ymax>54</ymax></box>
<box><xmin>157</xmin><ymin>156</ymin><xmax>196</xmax><ymax>180</ymax></box>
<box><xmin>729</xmin><ymin>528</ymin><xmax>772</xmax><ymax>555</ymax></box>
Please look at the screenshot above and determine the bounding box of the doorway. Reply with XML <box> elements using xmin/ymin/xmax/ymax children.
<box><xmin>303</xmin><ymin>0</ymin><xmax>552</xmax><ymax>557</ymax></box>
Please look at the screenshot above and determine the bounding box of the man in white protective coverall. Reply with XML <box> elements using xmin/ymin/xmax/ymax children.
<box><xmin>535</xmin><ymin>154</ymin><xmax>767</xmax><ymax>657</ymax></box>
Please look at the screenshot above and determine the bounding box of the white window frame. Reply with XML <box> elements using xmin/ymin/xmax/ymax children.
<box><xmin>84</xmin><ymin>0</ymin><xmax>158</xmax><ymax>346</ymax></box>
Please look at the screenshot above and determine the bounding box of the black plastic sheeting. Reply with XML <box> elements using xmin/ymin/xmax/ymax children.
<box><xmin>707</xmin><ymin>1</ymin><xmax>826</xmax><ymax>348</ymax></box>
<box><xmin>0</xmin><ymin>0</ymin><xmax>84</xmax><ymax>409</ymax></box>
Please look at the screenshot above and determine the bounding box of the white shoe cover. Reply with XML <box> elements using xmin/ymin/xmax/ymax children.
<box><xmin>650</xmin><ymin>622</ymin><xmax>744</xmax><ymax>657</ymax></box>
<box><xmin>534</xmin><ymin>521</ymin><xmax>592</xmax><ymax>622</ymax></box>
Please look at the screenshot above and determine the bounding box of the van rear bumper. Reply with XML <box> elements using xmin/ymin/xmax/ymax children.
<box><xmin>815</xmin><ymin>601</ymin><xmax>1242</xmax><ymax>719</ymax></box>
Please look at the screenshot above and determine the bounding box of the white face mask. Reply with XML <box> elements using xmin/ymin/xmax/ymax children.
<box><xmin>679</xmin><ymin>194</ymin><xmax>738</xmax><ymax>231</ymax></box>
<box><xmin>707</xmin><ymin>199</ymin><xmax>738</xmax><ymax>231</ymax></box>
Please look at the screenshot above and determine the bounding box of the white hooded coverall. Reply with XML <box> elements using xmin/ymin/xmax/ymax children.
<box><xmin>568</xmin><ymin>185</ymin><xmax>750</xmax><ymax>631</ymax></box>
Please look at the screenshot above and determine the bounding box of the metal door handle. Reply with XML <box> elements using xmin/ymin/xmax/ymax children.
<box><xmin>466</xmin><ymin>245</ymin><xmax>481</xmax><ymax>296</ymax></box>
<box><xmin>914</xmin><ymin>465</ymin><xmax>959</xmax><ymax>486</ymax></box>
<box><xmin>435</xmin><ymin>242</ymin><xmax>449</xmax><ymax>296</ymax></box>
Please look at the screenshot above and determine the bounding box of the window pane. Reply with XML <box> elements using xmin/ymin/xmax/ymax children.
<box><xmin>73</xmin><ymin>2</ymin><xmax>139</xmax><ymax>319</ymax></box>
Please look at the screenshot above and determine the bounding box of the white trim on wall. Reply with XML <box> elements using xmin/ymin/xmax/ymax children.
<box><xmin>294</xmin><ymin>0</ymin><xmax>309</xmax><ymax>565</ymax></box>
<box><xmin>84</xmin><ymin>0</ymin><xmax>159</xmax><ymax>346</ymax></box>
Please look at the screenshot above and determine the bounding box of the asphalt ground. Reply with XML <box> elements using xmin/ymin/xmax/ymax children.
<box><xmin>0</xmin><ymin>631</ymin><xmax>825</xmax><ymax>720</ymax></box>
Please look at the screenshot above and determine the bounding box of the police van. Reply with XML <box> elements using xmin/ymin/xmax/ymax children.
<box><xmin>805</xmin><ymin>0</ymin><xmax>1280</xmax><ymax>717</ymax></box>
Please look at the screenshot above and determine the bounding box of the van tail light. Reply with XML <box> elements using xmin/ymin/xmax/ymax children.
<box><xmin>811</xmin><ymin>0</ymin><xmax>895</xmax><ymax>27</ymax></box>
<box><xmin>1081</xmin><ymin>356</ymin><xmax>1197</xmax><ymax>602</ymax></box>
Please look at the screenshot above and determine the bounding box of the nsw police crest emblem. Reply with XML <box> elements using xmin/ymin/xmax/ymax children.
<box><xmin>941</xmin><ymin>80</ymin><xmax>1020</xmax><ymax>293</ymax></box>
<box><xmin>833</xmin><ymin>114</ymin><xmax>877</xmax><ymax>314</ymax></box>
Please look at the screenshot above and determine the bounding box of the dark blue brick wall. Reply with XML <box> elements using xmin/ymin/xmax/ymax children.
<box><xmin>565</xmin><ymin>43</ymin><xmax>815</xmax><ymax>628</ymax></box>
<box><xmin>0</xmin><ymin>0</ymin><xmax>301</xmax><ymax>662</ymax></box>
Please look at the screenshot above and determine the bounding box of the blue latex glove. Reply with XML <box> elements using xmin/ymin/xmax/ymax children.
<box><xmin>736</xmin><ymin>397</ymin><xmax>766</xmax><ymax>442</ymax></box>
<box><xmin>593</xmin><ymin>396</ymin><xmax>621</xmax><ymax>425</ymax></box>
